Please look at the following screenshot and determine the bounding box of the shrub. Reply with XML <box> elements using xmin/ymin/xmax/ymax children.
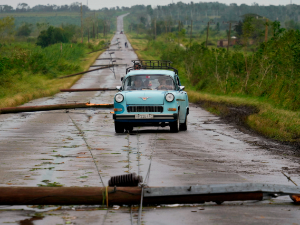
<box><xmin>36</xmin><ymin>26</ymin><xmax>71</xmax><ymax>48</ymax></box>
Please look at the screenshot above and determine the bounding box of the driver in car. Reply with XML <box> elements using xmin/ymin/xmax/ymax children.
<box><xmin>133</xmin><ymin>77</ymin><xmax>145</xmax><ymax>90</ymax></box>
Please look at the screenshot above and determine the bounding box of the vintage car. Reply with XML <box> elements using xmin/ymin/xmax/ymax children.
<box><xmin>113</xmin><ymin>60</ymin><xmax>189</xmax><ymax>133</ymax></box>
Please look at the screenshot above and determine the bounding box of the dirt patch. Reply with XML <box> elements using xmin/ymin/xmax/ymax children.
<box><xmin>196</xmin><ymin>100</ymin><xmax>300</xmax><ymax>155</ymax></box>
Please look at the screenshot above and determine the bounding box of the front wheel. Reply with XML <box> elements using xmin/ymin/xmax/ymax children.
<box><xmin>170</xmin><ymin>114</ymin><xmax>179</xmax><ymax>133</ymax></box>
<box><xmin>179</xmin><ymin>115</ymin><xmax>187</xmax><ymax>131</ymax></box>
<box><xmin>115</xmin><ymin>122</ymin><xmax>124</xmax><ymax>133</ymax></box>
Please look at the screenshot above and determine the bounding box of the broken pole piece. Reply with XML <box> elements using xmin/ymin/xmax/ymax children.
<box><xmin>0</xmin><ymin>103</ymin><xmax>113</xmax><ymax>114</ymax></box>
<box><xmin>0</xmin><ymin>187</ymin><xmax>263</xmax><ymax>206</ymax></box>
<box><xmin>58</xmin><ymin>65</ymin><xmax>113</xmax><ymax>79</ymax></box>
<box><xmin>60</xmin><ymin>88</ymin><xmax>117</xmax><ymax>92</ymax></box>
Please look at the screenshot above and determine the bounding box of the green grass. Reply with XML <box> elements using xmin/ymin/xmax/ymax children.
<box><xmin>0</xmin><ymin>34</ymin><xmax>113</xmax><ymax>108</ymax></box>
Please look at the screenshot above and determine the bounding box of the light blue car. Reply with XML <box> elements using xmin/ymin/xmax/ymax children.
<box><xmin>113</xmin><ymin>60</ymin><xmax>189</xmax><ymax>133</ymax></box>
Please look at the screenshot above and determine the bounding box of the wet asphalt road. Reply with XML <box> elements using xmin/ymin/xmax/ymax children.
<box><xmin>1</xmin><ymin>14</ymin><xmax>300</xmax><ymax>225</ymax></box>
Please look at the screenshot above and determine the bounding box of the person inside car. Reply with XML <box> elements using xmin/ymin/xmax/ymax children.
<box><xmin>133</xmin><ymin>77</ymin><xmax>145</xmax><ymax>90</ymax></box>
<box><xmin>157</xmin><ymin>77</ymin><xmax>173</xmax><ymax>90</ymax></box>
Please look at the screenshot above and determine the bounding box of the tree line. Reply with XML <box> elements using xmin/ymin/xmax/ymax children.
<box><xmin>0</xmin><ymin>2</ymin><xmax>128</xmax><ymax>13</ymax></box>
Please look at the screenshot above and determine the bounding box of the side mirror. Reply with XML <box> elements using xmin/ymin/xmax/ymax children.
<box><xmin>116</xmin><ymin>86</ymin><xmax>122</xmax><ymax>91</ymax></box>
<box><xmin>120</xmin><ymin>77</ymin><xmax>123</xmax><ymax>81</ymax></box>
<box><xmin>179</xmin><ymin>86</ymin><xmax>185</xmax><ymax>91</ymax></box>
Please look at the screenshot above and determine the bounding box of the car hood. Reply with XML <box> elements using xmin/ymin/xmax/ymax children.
<box><xmin>124</xmin><ymin>91</ymin><xmax>166</xmax><ymax>105</ymax></box>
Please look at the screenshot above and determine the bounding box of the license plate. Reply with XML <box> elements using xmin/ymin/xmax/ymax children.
<box><xmin>135</xmin><ymin>114</ymin><xmax>154</xmax><ymax>119</ymax></box>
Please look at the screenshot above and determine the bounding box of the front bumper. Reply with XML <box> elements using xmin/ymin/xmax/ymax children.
<box><xmin>113</xmin><ymin>113</ymin><xmax>178</xmax><ymax>121</ymax></box>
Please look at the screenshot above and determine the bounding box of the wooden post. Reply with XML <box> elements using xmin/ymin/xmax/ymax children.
<box><xmin>80</xmin><ymin>3</ymin><xmax>83</xmax><ymax>43</ymax></box>
<box><xmin>88</xmin><ymin>27</ymin><xmax>90</xmax><ymax>43</ymax></box>
<box><xmin>227</xmin><ymin>22</ymin><xmax>231</xmax><ymax>54</ymax></box>
<box><xmin>265</xmin><ymin>19</ymin><xmax>268</xmax><ymax>42</ymax></box>
<box><xmin>206</xmin><ymin>22</ymin><xmax>210</xmax><ymax>48</ymax></box>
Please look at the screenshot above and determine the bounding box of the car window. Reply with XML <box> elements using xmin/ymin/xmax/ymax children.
<box><xmin>123</xmin><ymin>75</ymin><xmax>176</xmax><ymax>91</ymax></box>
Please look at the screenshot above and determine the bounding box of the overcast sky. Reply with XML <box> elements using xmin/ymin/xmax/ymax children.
<box><xmin>4</xmin><ymin>0</ymin><xmax>295</xmax><ymax>10</ymax></box>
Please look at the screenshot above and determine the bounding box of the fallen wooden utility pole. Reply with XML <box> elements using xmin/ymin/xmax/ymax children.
<box><xmin>0</xmin><ymin>183</ymin><xmax>299</xmax><ymax>205</ymax></box>
<box><xmin>0</xmin><ymin>103</ymin><xmax>113</xmax><ymax>114</ymax></box>
<box><xmin>59</xmin><ymin>65</ymin><xmax>113</xmax><ymax>79</ymax></box>
<box><xmin>110</xmin><ymin>42</ymin><xmax>120</xmax><ymax>46</ymax></box>
<box><xmin>86</xmin><ymin>48</ymin><xmax>109</xmax><ymax>54</ymax></box>
<box><xmin>60</xmin><ymin>88</ymin><xmax>117</xmax><ymax>92</ymax></box>
<box><xmin>96</xmin><ymin>58</ymin><xmax>123</xmax><ymax>60</ymax></box>
<box><xmin>90</xmin><ymin>64</ymin><xmax>127</xmax><ymax>67</ymax></box>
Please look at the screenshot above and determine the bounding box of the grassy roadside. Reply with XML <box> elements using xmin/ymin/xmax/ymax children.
<box><xmin>126</xmin><ymin>33</ymin><xmax>300</xmax><ymax>144</ymax></box>
<box><xmin>0</xmin><ymin>34</ymin><xmax>113</xmax><ymax>108</ymax></box>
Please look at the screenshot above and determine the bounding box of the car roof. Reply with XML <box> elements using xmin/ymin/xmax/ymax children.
<box><xmin>126</xmin><ymin>70</ymin><xmax>176</xmax><ymax>78</ymax></box>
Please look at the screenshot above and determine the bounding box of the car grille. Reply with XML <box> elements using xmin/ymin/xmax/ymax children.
<box><xmin>127</xmin><ymin>106</ymin><xmax>163</xmax><ymax>113</ymax></box>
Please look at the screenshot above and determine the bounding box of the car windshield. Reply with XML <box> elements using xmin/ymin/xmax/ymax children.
<box><xmin>123</xmin><ymin>75</ymin><xmax>176</xmax><ymax>91</ymax></box>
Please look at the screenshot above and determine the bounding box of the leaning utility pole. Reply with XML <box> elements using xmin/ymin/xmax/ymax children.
<box><xmin>93</xmin><ymin>11</ymin><xmax>95</xmax><ymax>39</ymax></box>
<box><xmin>265</xmin><ymin>19</ymin><xmax>268</xmax><ymax>42</ymax></box>
<box><xmin>178</xmin><ymin>20</ymin><xmax>180</xmax><ymax>46</ymax></box>
<box><xmin>190</xmin><ymin>20</ymin><xmax>193</xmax><ymax>48</ymax></box>
<box><xmin>97</xmin><ymin>21</ymin><xmax>98</xmax><ymax>39</ymax></box>
<box><xmin>80</xmin><ymin>3</ymin><xmax>83</xmax><ymax>43</ymax></box>
<box><xmin>206</xmin><ymin>22</ymin><xmax>210</xmax><ymax>48</ymax></box>
<box><xmin>154</xmin><ymin>19</ymin><xmax>157</xmax><ymax>40</ymax></box>
<box><xmin>227</xmin><ymin>22</ymin><xmax>231</xmax><ymax>54</ymax></box>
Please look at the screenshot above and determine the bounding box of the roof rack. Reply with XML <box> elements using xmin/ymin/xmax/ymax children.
<box><xmin>126</xmin><ymin>60</ymin><xmax>178</xmax><ymax>75</ymax></box>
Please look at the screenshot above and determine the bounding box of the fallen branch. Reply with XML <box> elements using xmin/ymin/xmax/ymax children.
<box><xmin>58</xmin><ymin>65</ymin><xmax>113</xmax><ymax>79</ymax></box>
<box><xmin>0</xmin><ymin>103</ymin><xmax>113</xmax><ymax>114</ymax></box>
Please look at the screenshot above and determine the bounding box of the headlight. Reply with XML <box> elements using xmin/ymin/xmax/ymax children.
<box><xmin>165</xmin><ymin>93</ymin><xmax>174</xmax><ymax>102</ymax></box>
<box><xmin>115</xmin><ymin>94</ymin><xmax>124</xmax><ymax>103</ymax></box>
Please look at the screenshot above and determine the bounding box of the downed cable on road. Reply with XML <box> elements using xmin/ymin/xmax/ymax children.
<box><xmin>282</xmin><ymin>171</ymin><xmax>298</xmax><ymax>186</ymax></box>
<box><xmin>67</xmin><ymin>114</ymin><xmax>105</xmax><ymax>188</ymax></box>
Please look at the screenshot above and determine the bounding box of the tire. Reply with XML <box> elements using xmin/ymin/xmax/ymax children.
<box><xmin>170</xmin><ymin>113</ymin><xmax>179</xmax><ymax>133</ymax></box>
<box><xmin>115</xmin><ymin>122</ymin><xmax>124</xmax><ymax>133</ymax></box>
<box><xmin>179</xmin><ymin>115</ymin><xmax>187</xmax><ymax>131</ymax></box>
